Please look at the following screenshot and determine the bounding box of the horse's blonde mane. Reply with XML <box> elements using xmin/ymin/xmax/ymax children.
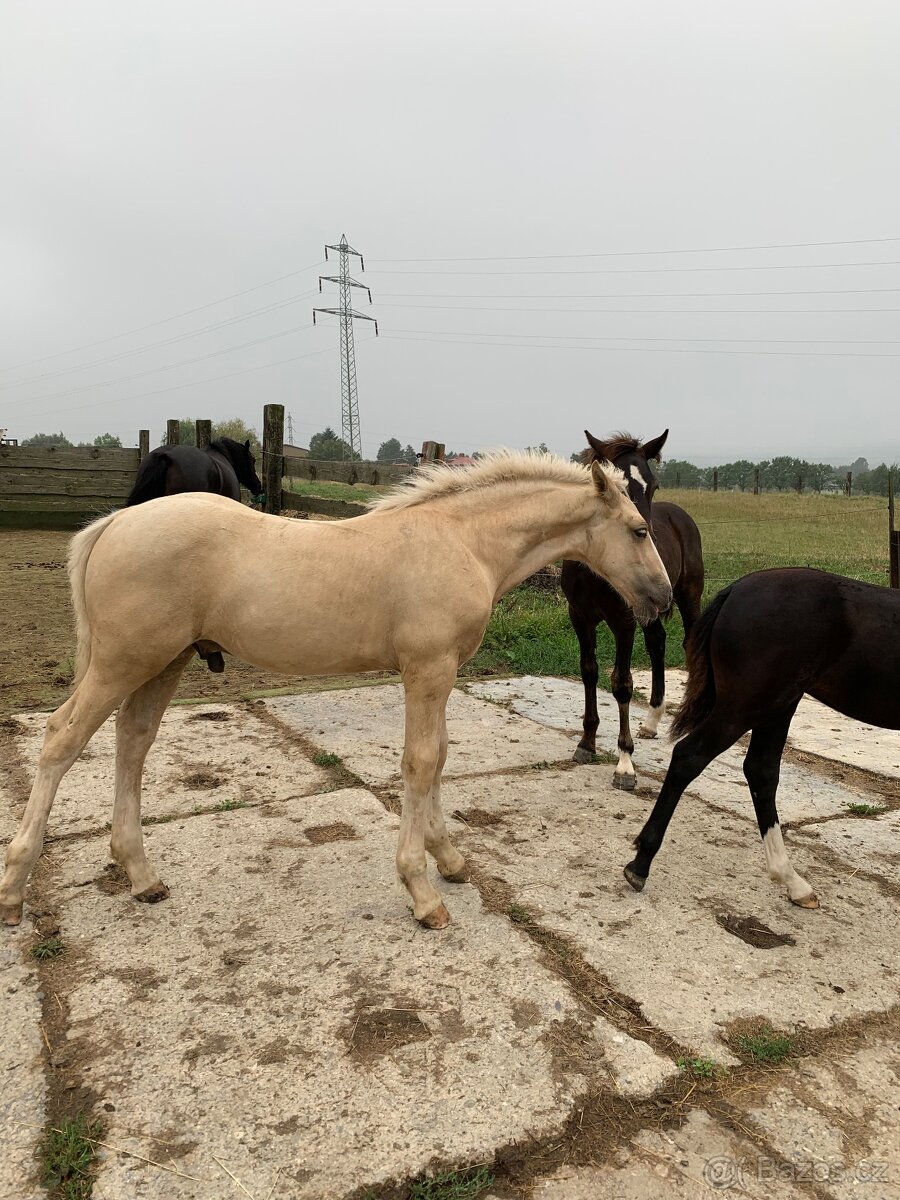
<box><xmin>369</xmin><ymin>449</ymin><xmax>620</xmax><ymax>512</ymax></box>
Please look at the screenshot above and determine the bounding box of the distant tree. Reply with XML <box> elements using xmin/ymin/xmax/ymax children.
<box><xmin>158</xmin><ymin>419</ymin><xmax>196</xmax><ymax>447</ymax></box>
<box><xmin>657</xmin><ymin>458</ymin><xmax>708</xmax><ymax>489</ymax></box>
<box><xmin>570</xmin><ymin>450</ymin><xmax>587</xmax><ymax>464</ymax></box>
<box><xmin>309</xmin><ymin>426</ymin><xmax>360</xmax><ymax>461</ymax></box>
<box><xmin>21</xmin><ymin>431</ymin><xmax>73</xmax><ymax>448</ymax></box>
<box><xmin>400</xmin><ymin>444</ymin><xmax>419</xmax><ymax>466</ymax></box>
<box><xmin>525</xmin><ymin>442</ymin><xmax>549</xmax><ymax>456</ymax></box>
<box><xmin>212</xmin><ymin>417</ymin><xmax>261</xmax><ymax>460</ymax></box>
<box><xmin>377</xmin><ymin>437</ymin><xmax>403</xmax><ymax>462</ymax></box>
<box><xmin>92</xmin><ymin>432</ymin><xmax>122</xmax><ymax>448</ymax></box>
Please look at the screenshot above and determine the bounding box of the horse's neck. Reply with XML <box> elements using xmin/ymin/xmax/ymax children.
<box><xmin>450</xmin><ymin>483</ymin><xmax>593</xmax><ymax>601</ymax></box>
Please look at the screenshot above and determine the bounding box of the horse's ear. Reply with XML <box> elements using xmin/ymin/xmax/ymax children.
<box><xmin>244</xmin><ymin>439</ymin><xmax>251</xmax><ymax>450</ymax></box>
<box><xmin>584</xmin><ymin>429</ymin><xmax>606</xmax><ymax>459</ymax></box>
<box><xmin>590</xmin><ymin>458</ymin><xmax>616</xmax><ymax>501</ymax></box>
<box><xmin>640</xmin><ymin>429</ymin><xmax>669</xmax><ymax>463</ymax></box>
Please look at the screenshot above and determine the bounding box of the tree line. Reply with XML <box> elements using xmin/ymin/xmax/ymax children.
<box><xmin>655</xmin><ymin>455</ymin><xmax>897</xmax><ymax>496</ymax></box>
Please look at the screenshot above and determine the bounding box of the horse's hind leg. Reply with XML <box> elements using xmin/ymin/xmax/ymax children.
<box><xmin>638</xmin><ymin>617</ymin><xmax>666</xmax><ymax>739</ymax></box>
<box><xmin>111</xmin><ymin>650</ymin><xmax>194</xmax><ymax>903</ymax></box>
<box><xmin>424</xmin><ymin>707</ymin><xmax>467</xmax><ymax>883</ymax></box>
<box><xmin>743</xmin><ymin>705</ymin><xmax>817</xmax><ymax>908</ymax></box>
<box><xmin>0</xmin><ymin>672</ymin><xmax>125</xmax><ymax>925</ymax></box>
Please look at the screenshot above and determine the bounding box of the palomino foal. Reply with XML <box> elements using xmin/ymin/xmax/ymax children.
<box><xmin>0</xmin><ymin>452</ymin><xmax>671</xmax><ymax>930</ymax></box>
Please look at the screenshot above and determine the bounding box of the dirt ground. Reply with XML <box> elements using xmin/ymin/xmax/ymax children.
<box><xmin>0</xmin><ymin>530</ymin><xmax>396</xmax><ymax>716</ymax></box>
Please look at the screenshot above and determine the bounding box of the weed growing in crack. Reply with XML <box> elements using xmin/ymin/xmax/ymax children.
<box><xmin>677</xmin><ymin>1056</ymin><xmax>726</xmax><ymax>1080</ymax></box>
<box><xmin>408</xmin><ymin>1165</ymin><xmax>495</xmax><ymax>1199</ymax></box>
<box><xmin>32</xmin><ymin>936</ymin><xmax>64</xmax><ymax>961</ymax></box>
<box><xmin>43</xmin><ymin>1115</ymin><xmax>102</xmax><ymax>1199</ymax></box>
<box><xmin>737</xmin><ymin>1024</ymin><xmax>793</xmax><ymax>1064</ymax></box>
<box><xmin>214</xmin><ymin>798</ymin><xmax>247</xmax><ymax>812</ymax></box>
<box><xmin>846</xmin><ymin>802</ymin><xmax>885</xmax><ymax>817</ymax></box>
<box><xmin>508</xmin><ymin>903</ymin><xmax>535</xmax><ymax>926</ymax></box>
<box><xmin>313</xmin><ymin>751</ymin><xmax>343</xmax><ymax>768</ymax></box>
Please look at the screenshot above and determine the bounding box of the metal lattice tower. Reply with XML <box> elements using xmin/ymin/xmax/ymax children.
<box><xmin>313</xmin><ymin>235</ymin><xmax>378</xmax><ymax>460</ymax></box>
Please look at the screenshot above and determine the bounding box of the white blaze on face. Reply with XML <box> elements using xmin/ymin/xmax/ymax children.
<box><xmin>626</xmin><ymin>464</ymin><xmax>647</xmax><ymax>493</ymax></box>
<box><xmin>762</xmin><ymin>825</ymin><xmax>815</xmax><ymax>902</ymax></box>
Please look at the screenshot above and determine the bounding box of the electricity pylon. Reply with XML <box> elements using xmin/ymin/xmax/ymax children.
<box><xmin>313</xmin><ymin>235</ymin><xmax>378</xmax><ymax>460</ymax></box>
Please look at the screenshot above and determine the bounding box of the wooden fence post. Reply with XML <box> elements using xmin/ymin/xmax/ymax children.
<box><xmin>196</xmin><ymin>419</ymin><xmax>212</xmax><ymax>450</ymax></box>
<box><xmin>845</xmin><ymin>471</ymin><xmax>852</xmax><ymax>497</ymax></box>
<box><xmin>420</xmin><ymin>441</ymin><xmax>445</xmax><ymax>464</ymax></box>
<box><xmin>712</xmin><ymin>467</ymin><xmax>718</xmax><ymax>493</ymax></box>
<box><xmin>166</xmin><ymin>420</ymin><xmax>180</xmax><ymax>447</ymax></box>
<box><xmin>796</xmin><ymin>473</ymin><xmax>803</xmax><ymax>494</ymax></box>
<box><xmin>262</xmin><ymin>404</ymin><xmax>284</xmax><ymax>514</ymax></box>
<box><xmin>139</xmin><ymin>430</ymin><xmax>150</xmax><ymax>461</ymax></box>
<box><xmin>889</xmin><ymin>469</ymin><xmax>899</xmax><ymax>589</ymax></box>
<box><xmin>753</xmin><ymin>466</ymin><xmax>760</xmax><ymax>495</ymax></box>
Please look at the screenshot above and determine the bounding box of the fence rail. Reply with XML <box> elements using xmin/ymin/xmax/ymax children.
<box><xmin>0</xmin><ymin>445</ymin><xmax>141</xmax><ymax>529</ymax></box>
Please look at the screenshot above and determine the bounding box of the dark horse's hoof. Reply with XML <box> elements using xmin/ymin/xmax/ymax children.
<box><xmin>612</xmin><ymin>772</ymin><xmax>637</xmax><ymax>791</ymax></box>
<box><xmin>572</xmin><ymin>746</ymin><xmax>596</xmax><ymax>765</ymax></box>
<box><xmin>623</xmin><ymin>863</ymin><xmax>647</xmax><ymax>892</ymax></box>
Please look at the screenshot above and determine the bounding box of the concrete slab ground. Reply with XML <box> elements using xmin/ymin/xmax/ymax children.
<box><xmin>45</xmin><ymin>789</ymin><xmax>588</xmax><ymax>1199</ymax></box>
<box><xmin>0</xmin><ymin>930</ymin><xmax>45</xmax><ymax>1200</ymax></box>
<box><xmin>467</xmin><ymin>676</ymin><xmax>868</xmax><ymax>823</ymax></box>
<box><xmin>7</xmin><ymin>704</ymin><xmax>329</xmax><ymax>838</ymax></box>
<box><xmin>443</xmin><ymin>769</ymin><xmax>900</xmax><ymax>1060</ymax></box>
<box><xmin>265</xmin><ymin>685</ymin><xmax>576</xmax><ymax>786</ymax></box>
<box><xmin>2</xmin><ymin>678</ymin><xmax>898</xmax><ymax>1200</ymax></box>
<box><xmin>786</xmin><ymin>696</ymin><xmax>900</xmax><ymax>780</ymax></box>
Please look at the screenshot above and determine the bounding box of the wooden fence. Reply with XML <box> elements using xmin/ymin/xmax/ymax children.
<box><xmin>0</xmin><ymin>444</ymin><xmax>141</xmax><ymax>529</ymax></box>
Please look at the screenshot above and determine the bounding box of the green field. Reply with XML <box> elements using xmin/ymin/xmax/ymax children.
<box><xmin>466</xmin><ymin>490</ymin><xmax>892</xmax><ymax>680</ymax></box>
<box><xmin>286</xmin><ymin>479</ymin><xmax>893</xmax><ymax>683</ymax></box>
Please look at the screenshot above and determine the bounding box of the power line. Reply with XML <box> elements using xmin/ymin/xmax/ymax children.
<box><xmin>0</xmin><ymin>289</ymin><xmax>319</xmax><ymax>392</ymax></box>
<box><xmin>7</xmin><ymin>323</ymin><xmax>316</xmax><ymax>409</ymax></box>
<box><xmin>0</xmin><ymin>259</ymin><xmax>325</xmax><ymax>375</ymax></box>
<box><xmin>369</xmin><ymin>234</ymin><xmax>900</xmax><ymax>263</ymax></box>
<box><xmin>371</xmin><ymin>259</ymin><xmax>900</xmax><ymax>277</ymax></box>
<box><xmin>381</xmin><ymin>331</ymin><xmax>900</xmax><ymax>358</ymax></box>
<box><xmin>385</xmin><ymin>327</ymin><xmax>900</xmax><ymax>345</ymax></box>
<box><xmin>379</xmin><ymin>286</ymin><xmax>900</xmax><ymax>299</ymax></box>
<box><xmin>377</xmin><ymin>301</ymin><xmax>900</xmax><ymax>315</ymax></box>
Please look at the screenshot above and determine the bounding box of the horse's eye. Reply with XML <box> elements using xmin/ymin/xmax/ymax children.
<box><xmin>635</xmin><ymin>527</ymin><xmax>649</xmax><ymax>539</ymax></box>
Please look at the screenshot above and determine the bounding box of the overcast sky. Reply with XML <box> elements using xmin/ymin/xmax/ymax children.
<box><xmin>2</xmin><ymin>0</ymin><xmax>899</xmax><ymax>464</ymax></box>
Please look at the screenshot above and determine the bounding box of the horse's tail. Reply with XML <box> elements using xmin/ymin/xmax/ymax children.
<box><xmin>670</xmin><ymin>583</ymin><xmax>733</xmax><ymax>741</ymax></box>
<box><xmin>125</xmin><ymin>451</ymin><xmax>169</xmax><ymax>506</ymax></box>
<box><xmin>67</xmin><ymin>511</ymin><xmax>119</xmax><ymax>685</ymax></box>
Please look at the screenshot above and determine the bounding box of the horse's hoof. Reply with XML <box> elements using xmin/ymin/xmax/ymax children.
<box><xmin>623</xmin><ymin>864</ymin><xmax>646</xmax><ymax>892</ymax></box>
<box><xmin>439</xmin><ymin>865</ymin><xmax>470</xmax><ymax>884</ymax></box>
<box><xmin>134</xmin><ymin>882</ymin><xmax>170</xmax><ymax>905</ymax></box>
<box><xmin>613</xmin><ymin>773</ymin><xmax>637</xmax><ymax>791</ymax></box>
<box><xmin>418</xmin><ymin>902</ymin><xmax>451</xmax><ymax>930</ymax></box>
<box><xmin>637</xmin><ymin>727</ymin><xmax>657</xmax><ymax>740</ymax></box>
<box><xmin>206</xmin><ymin>653</ymin><xmax>225</xmax><ymax>674</ymax></box>
<box><xmin>572</xmin><ymin>747</ymin><xmax>596</xmax><ymax>764</ymax></box>
<box><xmin>1</xmin><ymin>902</ymin><xmax>23</xmax><ymax>927</ymax></box>
<box><xmin>791</xmin><ymin>891</ymin><xmax>819</xmax><ymax>910</ymax></box>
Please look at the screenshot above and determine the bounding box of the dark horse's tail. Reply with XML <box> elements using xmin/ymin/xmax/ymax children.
<box><xmin>670</xmin><ymin>583</ymin><xmax>734</xmax><ymax>740</ymax></box>
<box><xmin>125</xmin><ymin>451</ymin><xmax>169</xmax><ymax>506</ymax></box>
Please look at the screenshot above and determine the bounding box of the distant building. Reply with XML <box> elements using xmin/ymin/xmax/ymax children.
<box><xmin>283</xmin><ymin>443</ymin><xmax>309</xmax><ymax>459</ymax></box>
<box><xmin>445</xmin><ymin>454</ymin><xmax>475</xmax><ymax>468</ymax></box>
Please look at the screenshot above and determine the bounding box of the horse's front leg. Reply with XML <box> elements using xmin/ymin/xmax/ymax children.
<box><xmin>638</xmin><ymin>618</ymin><xmax>666</xmax><ymax>739</ymax></box>
<box><xmin>611</xmin><ymin>621</ymin><xmax>637</xmax><ymax>790</ymax></box>
<box><xmin>397</xmin><ymin>660</ymin><xmax>457</xmax><ymax>928</ymax></box>
<box><xmin>569</xmin><ymin>604</ymin><xmax>601</xmax><ymax>764</ymax></box>
<box><xmin>425</xmin><ymin>709</ymin><xmax>468</xmax><ymax>883</ymax></box>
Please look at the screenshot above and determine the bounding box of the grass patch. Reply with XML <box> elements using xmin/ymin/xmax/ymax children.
<box><xmin>213</xmin><ymin>798</ymin><xmax>247</xmax><ymax>812</ymax></box>
<box><xmin>43</xmin><ymin>1115</ymin><xmax>102</xmax><ymax>1199</ymax></box>
<box><xmin>736</xmin><ymin>1023</ymin><xmax>794</xmax><ymax>1064</ymax></box>
<box><xmin>677</xmin><ymin>1056</ymin><xmax>726</xmax><ymax>1080</ymax></box>
<box><xmin>847</xmin><ymin>802</ymin><xmax>885</xmax><ymax>816</ymax></box>
<box><xmin>313</xmin><ymin>751</ymin><xmax>344</xmax><ymax>767</ymax></box>
<box><xmin>284</xmin><ymin>478</ymin><xmax>387</xmax><ymax>504</ymax></box>
<box><xmin>407</xmin><ymin>1166</ymin><xmax>495</xmax><ymax>1200</ymax></box>
<box><xmin>32</xmin><ymin>936</ymin><xmax>64</xmax><ymax>961</ymax></box>
<box><xmin>508</xmin><ymin>903</ymin><xmax>535</xmax><ymax>926</ymax></box>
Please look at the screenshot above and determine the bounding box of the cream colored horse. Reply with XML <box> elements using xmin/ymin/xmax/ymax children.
<box><xmin>0</xmin><ymin>452</ymin><xmax>671</xmax><ymax>929</ymax></box>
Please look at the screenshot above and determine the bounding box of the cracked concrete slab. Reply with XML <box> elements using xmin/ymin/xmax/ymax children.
<box><xmin>443</xmin><ymin>770</ymin><xmax>900</xmax><ymax>1060</ymax></box>
<box><xmin>265</xmin><ymin>685</ymin><xmax>576</xmax><ymax>785</ymax></box>
<box><xmin>44</xmin><ymin>789</ymin><xmax>587</xmax><ymax>1199</ymax></box>
<box><xmin>592</xmin><ymin>1016</ymin><xmax>678</xmax><ymax>1096</ymax></box>
<box><xmin>527</xmin><ymin>1110</ymin><xmax>810</xmax><ymax>1199</ymax></box>
<box><xmin>785</xmin><ymin>697</ymin><xmax>900</xmax><ymax>780</ymax></box>
<box><xmin>466</xmin><ymin>676</ymin><xmax>868</xmax><ymax>822</ymax></box>
<box><xmin>5</xmin><ymin>703</ymin><xmax>329</xmax><ymax>839</ymax></box>
<box><xmin>794</xmin><ymin>809</ymin><xmax>900</xmax><ymax>878</ymax></box>
<box><xmin>746</xmin><ymin>1031</ymin><xmax>900</xmax><ymax>1200</ymax></box>
<box><xmin>0</xmin><ymin>929</ymin><xmax>45</xmax><ymax>1200</ymax></box>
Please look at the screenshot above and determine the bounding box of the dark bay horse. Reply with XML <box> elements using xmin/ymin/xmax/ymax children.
<box><xmin>625</xmin><ymin>568</ymin><xmax>900</xmax><ymax>907</ymax></box>
<box><xmin>562</xmin><ymin>430</ymin><xmax>704</xmax><ymax>788</ymax></box>
<box><xmin>126</xmin><ymin>438</ymin><xmax>263</xmax><ymax>507</ymax></box>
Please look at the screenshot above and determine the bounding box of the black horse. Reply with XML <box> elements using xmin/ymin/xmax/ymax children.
<box><xmin>562</xmin><ymin>430</ymin><xmax>705</xmax><ymax>789</ymax></box>
<box><xmin>625</xmin><ymin>568</ymin><xmax>900</xmax><ymax>908</ymax></box>
<box><xmin>126</xmin><ymin>438</ymin><xmax>263</xmax><ymax>507</ymax></box>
